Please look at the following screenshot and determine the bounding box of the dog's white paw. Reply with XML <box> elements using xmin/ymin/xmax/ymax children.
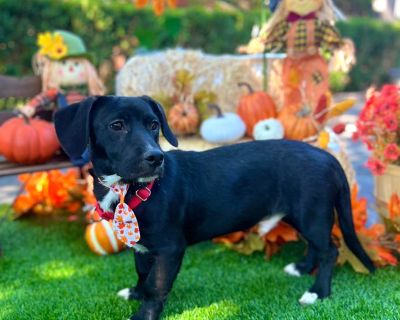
<box><xmin>299</xmin><ymin>291</ymin><xmax>319</xmax><ymax>305</ymax></box>
<box><xmin>117</xmin><ymin>288</ymin><xmax>131</xmax><ymax>301</ymax></box>
<box><xmin>283</xmin><ymin>263</ymin><xmax>301</xmax><ymax>277</ymax></box>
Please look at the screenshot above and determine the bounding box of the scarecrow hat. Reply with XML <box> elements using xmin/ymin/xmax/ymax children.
<box><xmin>37</xmin><ymin>30</ymin><xmax>91</xmax><ymax>61</ymax></box>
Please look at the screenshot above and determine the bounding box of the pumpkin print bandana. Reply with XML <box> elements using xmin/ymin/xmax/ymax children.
<box><xmin>110</xmin><ymin>184</ymin><xmax>140</xmax><ymax>248</ymax></box>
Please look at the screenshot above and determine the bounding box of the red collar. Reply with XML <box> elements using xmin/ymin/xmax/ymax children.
<box><xmin>95</xmin><ymin>181</ymin><xmax>155</xmax><ymax>221</ymax></box>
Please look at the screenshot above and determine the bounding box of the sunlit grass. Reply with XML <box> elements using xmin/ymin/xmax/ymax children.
<box><xmin>1</xmin><ymin>212</ymin><xmax>400</xmax><ymax>319</ymax></box>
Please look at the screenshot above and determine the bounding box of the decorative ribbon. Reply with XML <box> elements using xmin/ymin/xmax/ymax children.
<box><xmin>287</xmin><ymin>11</ymin><xmax>317</xmax><ymax>23</ymax></box>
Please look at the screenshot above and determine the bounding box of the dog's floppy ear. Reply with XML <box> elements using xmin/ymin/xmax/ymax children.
<box><xmin>141</xmin><ymin>95</ymin><xmax>178</xmax><ymax>147</ymax></box>
<box><xmin>54</xmin><ymin>96</ymin><xmax>98</xmax><ymax>159</ymax></box>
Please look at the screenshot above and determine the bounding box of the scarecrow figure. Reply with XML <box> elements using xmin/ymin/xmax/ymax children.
<box><xmin>23</xmin><ymin>30</ymin><xmax>104</xmax><ymax>115</ymax></box>
<box><xmin>22</xmin><ymin>30</ymin><xmax>105</xmax><ymax>165</ymax></box>
<box><xmin>261</xmin><ymin>0</ymin><xmax>344</xmax><ymax>110</ymax></box>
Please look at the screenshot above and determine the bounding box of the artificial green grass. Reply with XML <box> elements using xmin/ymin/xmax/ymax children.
<box><xmin>1</xmin><ymin>214</ymin><xmax>400</xmax><ymax>320</ymax></box>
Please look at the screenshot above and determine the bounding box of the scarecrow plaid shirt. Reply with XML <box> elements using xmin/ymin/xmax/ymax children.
<box><xmin>263</xmin><ymin>19</ymin><xmax>342</xmax><ymax>55</ymax></box>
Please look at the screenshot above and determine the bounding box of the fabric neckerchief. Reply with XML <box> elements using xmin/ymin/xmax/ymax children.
<box><xmin>110</xmin><ymin>183</ymin><xmax>141</xmax><ymax>248</ymax></box>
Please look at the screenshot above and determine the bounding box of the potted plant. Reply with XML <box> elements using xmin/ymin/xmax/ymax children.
<box><xmin>355</xmin><ymin>85</ymin><xmax>400</xmax><ymax>213</ymax></box>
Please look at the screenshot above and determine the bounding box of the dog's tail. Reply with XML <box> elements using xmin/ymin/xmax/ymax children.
<box><xmin>335</xmin><ymin>175</ymin><xmax>376</xmax><ymax>273</ymax></box>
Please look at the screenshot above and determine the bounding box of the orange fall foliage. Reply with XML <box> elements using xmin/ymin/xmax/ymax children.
<box><xmin>215</xmin><ymin>184</ymin><xmax>399</xmax><ymax>268</ymax></box>
<box><xmin>13</xmin><ymin>169</ymin><xmax>91</xmax><ymax>216</ymax></box>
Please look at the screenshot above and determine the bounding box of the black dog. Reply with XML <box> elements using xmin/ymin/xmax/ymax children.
<box><xmin>54</xmin><ymin>96</ymin><xmax>375</xmax><ymax>320</ymax></box>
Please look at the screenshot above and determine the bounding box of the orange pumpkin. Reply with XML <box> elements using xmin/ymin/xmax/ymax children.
<box><xmin>237</xmin><ymin>82</ymin><xmax>277</xmax><ymax>136</ymax></box>
<box><xmin>0</xmin><ymin>114</ymin><xmax>60</xmax><ymax>164</ymax></box>
<box><xmin>278</xmin><ymin>105</ymin><xmax>320</xmax><ymax>141</ymax></box>
<box><xmin>168</xmin><ymin>102</ymin><xmax>200</xmax><ymax>135</ymax></box>
<box><xmin>85</xmin><ymin>220</ymin><xmax>125</xmax><ymax>255</ymax></box>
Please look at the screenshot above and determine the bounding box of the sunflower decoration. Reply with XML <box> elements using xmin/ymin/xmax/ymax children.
<box><xmin>134</xmin><ymin>0</ymin><xmax>177</xmax><ymax>16</ymax></box>
<box><xmin>37</xmin><ymin>32</ymin><xmax>68</xmax><ymax>60</ymax></box>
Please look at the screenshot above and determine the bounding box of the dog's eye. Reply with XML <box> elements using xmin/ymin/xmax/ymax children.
<box><xmin>150</xmin><ymin>121</ymin><xmax>159</xmax><ymax>131</ymax></box>
<box><xmin>109</xmin><ymin>121</ymin><xmax>124</xmax><ymax>131</ymax></box>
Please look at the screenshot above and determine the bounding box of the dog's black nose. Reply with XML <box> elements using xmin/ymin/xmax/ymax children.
<box><xmin>144</xmin><ymin>150</ymin><xmax>164</xmax><ymax>167</ymax></box>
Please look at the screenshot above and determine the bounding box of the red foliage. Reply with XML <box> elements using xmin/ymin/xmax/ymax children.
<box><xmin>355</xmin><ymin>85</ymin><xmax>400</xmax><ymax>175</ymax></box>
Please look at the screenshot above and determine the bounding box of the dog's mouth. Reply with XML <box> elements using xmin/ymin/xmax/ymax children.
<box><xmin>119</xmin><ymin>166</ymin><xmax>163</xmax><ymax>184</ymax></box>
<box><xmin>136</xmin><ymin>175</ymin><xmax>159</xmax><ymax>183</ymax></box>
<box><xmin>120</xmin><ymin>175</ymin><xmax>159</xmax><ymax>185</ymax></box>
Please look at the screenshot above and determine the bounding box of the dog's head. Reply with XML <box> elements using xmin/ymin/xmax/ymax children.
<box><xmin>54</xmin><ymin>96</ymin><xmax>178</xmax><ymax>183</ymax></box>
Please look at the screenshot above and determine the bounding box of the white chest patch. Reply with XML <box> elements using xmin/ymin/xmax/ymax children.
<box><xmin>258</xmin><ymin>214</ymin><xmax>285</xmax><ymax>236</ymax></box>
<box><xmin>98</xmin><ymin>174</ymin><xmax>122</xmax><ymax>212</ymax></box>
<box><xmin>101</xmin><ymin>174</ymin><xmax>122</xmax><ymax>187</ymax></box>
<box><xmin>99</xmin><ymin>189</ymin><xmax>119</xmax><ymax>212</ymax></box>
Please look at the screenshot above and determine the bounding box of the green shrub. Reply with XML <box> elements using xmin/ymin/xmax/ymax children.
<box><xmin>0</xmin><ymin>0</ymin><xmax>258</xmax><ymax>76</ymax></box>
<box><xmin>1</xmin><ymin>0</ymin><xmax>399</xmax><ymax>92</ymax></box>
<box><xmin>335</xmin><ymin>0</ymin><xmax>374</xmax><ymax>17</ymax></box>
<box><xmin>337</xmin><ymin>18</ymin><xmax>400</xmax><ymax>91</ymax></box>
<box><xmin>330</xmin><ymin>71</ymin><xmax>350</xmax><ymax>93</ymax></box>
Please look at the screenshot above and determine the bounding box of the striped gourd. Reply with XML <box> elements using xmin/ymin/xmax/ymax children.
<box><xmin>85</xmin><ymin>220</ymin><xmax>125</xmax><ymax>255</ymax></box>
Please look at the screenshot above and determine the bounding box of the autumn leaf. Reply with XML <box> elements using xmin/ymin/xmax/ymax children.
<box><xmin>350</xmin><ymin>184</ymin><xmax>368</xmax><ymax>231</ymax></box>
<box><xmin>361</xmin><ymin>223</ymin><xmax>385</xmax><ymax>239</ymax></box>
<box><xmin>354</xmin><ymin>225</ymin><xmax>397</xmax><ymax>268</ymax></box>
<box><xmin>13</xmin><ymin>169</ymin><xmax>87</xmax><ymax>217</ymax></box>
<box><xmin>214</xmin><ymin>231</ymin><xmax>246</xmax><ymax>244</ymax></box>
<box><xmin>388</xmin><ymin>193</ymin><xmax>400</xmax><ymax>220</ymax></box>
<box><xmin>13</xmin><ymin>194</ymin><xmax>35</xmax><ymax>216</ymax></box>
<box><xmin>227</xmin><ymin>233</ymin><xmax>265</xmax><ymax>255</ymax></box>
<box><xmin>264</xmin><ymin>242</ymin><xmax>281</xmax><ymax>260</ymax></box>
<box><xmin>381</xmin><ymin>214</ymin><xmax>400</xmax><ymax>233</ymax></box>
<box><xmin>194</xmin><ymin>90</ymin><xmax>218</xmax><ymax>120</ymax></box>
<box><xmin>337</xmin><ymin>238</ymin><xmax>370</xmax><ymax>274</ymax></box>
<box><xmin>174</xmin><ymin>69</ymin><xmax>194</xmax><ymax>89</ymax></box>
<box><xmin>377</xmin><ymin>249</ymin><xmax>398</xmax><ymax>266</ymax></box>
<box><xmin>264</xmin><ymin>222</ymin><xmax>298</xmax><ymax>243</ymax></box>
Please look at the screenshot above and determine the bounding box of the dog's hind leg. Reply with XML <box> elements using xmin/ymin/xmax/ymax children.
<box><xmin>299</xmin><ymin>240</ymin><xmax>338</xmax><ymax>305</ymax></box>
<box><xmin>293</xmin><ymin>205</ymin><xmax>338</xmax><ymax>305</ymax></box>
<box><xmin>284</xmin><ymin>244</ymin><xmax>318</xmax><ymax>277</ymax></box>
<box><xmin>118</xmin><ymin>252</ymin><xmax>153</xmax><ymax>301</ymax></box>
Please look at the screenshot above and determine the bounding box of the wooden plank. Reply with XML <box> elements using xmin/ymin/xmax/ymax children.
<box><xmin>0</xmin><ymin>154</ymin><xmax>75</xmax><ymax>177</ymax></box>
<box><xmin>0</xmin><ymin>161</ymin><xmax>75</xmax><ymax>177</ymax></box>
<box><xmin>0</xmin><ymin>75</ymin><xmax>42</xmax><ymax>99</ymax></box>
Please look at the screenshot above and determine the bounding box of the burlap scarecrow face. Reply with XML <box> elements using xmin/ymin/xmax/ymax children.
<box><xmin>52</xmin><ymin>58</ymin><xmax>89</xmax><ymax>86</ymax></box>
<box><xmin>285</xmin><ymin>0</ymin><xmax>323</xmax><ymax>16</ymax></box>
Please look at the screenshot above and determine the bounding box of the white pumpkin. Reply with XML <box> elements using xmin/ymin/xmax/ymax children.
<box><xmin>200</xmin><ymin>104</ymin><xmax>246</xmax><ymax>144</ymax></box>
<box><xmin>253</xmin><ymin>119</ymin><xmax>284</xmax><ymax>140</ymax></box>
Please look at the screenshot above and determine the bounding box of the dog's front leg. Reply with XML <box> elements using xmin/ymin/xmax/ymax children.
<box><xmin>129</xmin><ymin>248</ymin><xmax>185</xmax><ymax>320</ymax></box>
<box><xmin>119</xmin><ymin>252</ymin><xmax>154</xmax><ymax>301</ymax></box>
<box><xmin>132</xmin><ymin>251</ymin><xmax>153</xmax><ymax>300</ymax></box>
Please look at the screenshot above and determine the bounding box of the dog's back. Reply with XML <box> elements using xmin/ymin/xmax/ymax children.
<box><xmin>165</xmin><ymin>140</ymin><xmax>343</xmax><ymax>242</ymax></box>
